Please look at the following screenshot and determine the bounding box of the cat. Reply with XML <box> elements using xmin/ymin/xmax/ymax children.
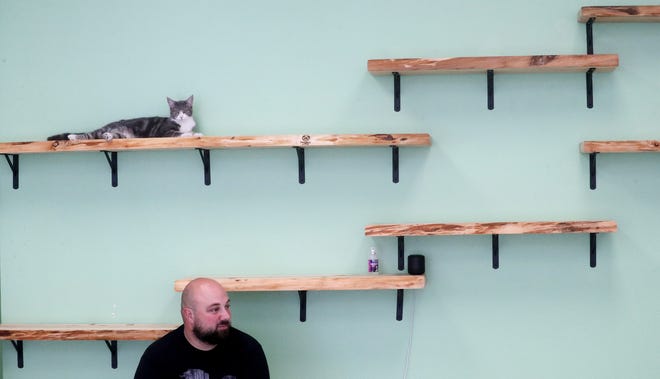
<box><xmin>47</xmin><ymin>95</ymin><xmax>201</xmax><ymax>141</ymax></box>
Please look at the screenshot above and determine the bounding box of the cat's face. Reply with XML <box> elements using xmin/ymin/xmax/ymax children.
<box><xmin>167</xmin><ymin>95</ymin><xmax>194</xmax><ymax>121</ymax></box>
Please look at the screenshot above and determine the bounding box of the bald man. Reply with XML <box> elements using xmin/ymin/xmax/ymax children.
<box><xmin>134</xmin><ymin>278</ymin><xmax>270</xmax><ymax>379</ymax></box>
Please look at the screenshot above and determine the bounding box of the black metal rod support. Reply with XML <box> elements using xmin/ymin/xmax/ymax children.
<box><xmin>586</xmin><ymin>18</ymin><xmax>595</xmax><ymax>54</ymax></box>
<box><xmin>197</xmin><ymin>149</ymin><xmax>211</xmax><ymax>185</ymax></box>
<box><xmin>590</xmin><ymin>233</ymin><xmax>597</xmax><ymax>268</ymax></box>
<box><xmin>487</xmin><ymin>70</ymin><xmax>494</xmax><ymax>110</ymax></box>
<box><xmin>397</xmin><ymin>236</ymin><xmax>405</xmax><ymax>271</ymax></box>
<box><xmin>586</xmin><ymin>68</ymin><xmax>595</xmax><ymax>109</ymax></box>
<box><xmin>298</xmin><ymin>290</ymin><xmax>307</xmax><ymax>322</ymax></box>
<box><xmin>396</xmin><ymin>289</ymin><xmax>404</xmax><ymax>321</ymax></box>
<box><xmin>4</xmin><ymin>154</ymin><xmax>19</xmax><ymax>189</ymax></box>
<box><xmin>589</xmin><ymin>152</ymin><xmax>598</xmax><ymax>190</ymax></box>
<box><xmin>105</xmin><ymin>340</ymin><xmax>118</xmax><ymax>369</ymax></box>
<box><xmin>103</xmin><ymin>151</ymin><xmax>118</xmax><ymax>187</ymax></box>
<box><xmin>392</xmin><ymin>146</ymin><xmax>399</xmax><ymax>183</ymax></box>
<box><xmin>295</xmin><ymin>147</ymin><xmax>305</xmax><ymax>184</ymax></box>
<box><xmin>492</xmin><ymin>234</ymin><xmax>500</xmax><ymax>269</ymax></box>
<box><xmin>11</xmin><ymin>340</ymin><xmax>24</xmax><ymax>368</ymax></box>
<box><xmin>393</xmin><ymin>72</ymin><xmax>401</xmax><ymax>112</ymax></box>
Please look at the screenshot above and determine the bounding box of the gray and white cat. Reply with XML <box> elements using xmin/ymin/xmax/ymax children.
<box><xmin>47</xmin><ymin>96</ymin><xmax>201</xmax><ymax>141</ymax></box>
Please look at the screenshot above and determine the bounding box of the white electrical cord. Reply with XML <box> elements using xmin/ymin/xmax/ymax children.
<box><xmin>402</xmin><ymin>290</ymin><xmax>416</xmax><ymax>379</ymax></box>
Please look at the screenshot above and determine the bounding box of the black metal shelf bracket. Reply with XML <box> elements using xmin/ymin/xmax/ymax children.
<box><xmin>295</xmin><ymin>147</ymin><xmax>305</xmax><ymax>184</ymax></box>
<box><xmin>487</xmin><ymin>69</ymin><xmax>495</xmax><ymax>110</ymax></box>
<box><xmin>589</xmin><ymin>152</ymin><xmax>598</xmax><ymax>189</ymax></box>
<box><xmin>590</xmin><ymin>233</ymin><xmax>598</xmax><ymax>268</ymax></box>
<box><xmin>296</xmin><ymin>289</ymin><xmax>404</xmax><ymax>322</ymax></box>
<box><xmin>392</xmin><ymin>146</ymin><xmax>399</xmax><ymax>183</ymax></box>
<box><xmin>393</xmin><ymin>72</ymin><xmax>401</xmax><ymax>112</ymax></box>
<box><xmin>11</xmin><ymin>340</ymin><xmax>23</xmax><ymax>368</ymax></box>
<box><xmin>586</xmin><ymin>18</ymin><xmax>595</xmax><ymax>54</ymax></box>
<box><xmin>397</xmin><ymin>236</ymin><xmax>405</xmax><ymax>271</ymax></box>
<box><xmin>8</xmin><ymin>339</ymin><xmax>119</xmax><ymax>369</ymax></box>
<box><xmin>492</xmin><ymin>234</ymin><xmax>500</xmax><ymax>269</ymax></box>
<box><xmin>102</xmin><ymin>151</ymin><xmax>118</xmax><ymax>187</ymax></box>
<box><xmin>3</xmin><ymin>154</ymin><xmax>19</xmax><ymax>189</ymax></box>
<box><xmin>396</xmin><ymin>289</ymin><xmax>404</xmax><ymax>321</ymax></box>
<box><xmin>586</xmin><ymin>68</ymin><xmax>595</xmax><ymax>109</ymax></box>
<box><xmin>105</xmin><ymin>340</ymin><xmax>118</xmax><ymax>369</ymax></box>
<box><xmin>298</xmin><ymin>290</ymin><xmax>307</xmax><ymax>322</ymax></box>
<box><xmin>293</xmin><ymin>145</ymin><xmax>401</xmax><ymax>184</ymax></box>
<box><xmin>197</xmin><ymin>149</ymin><xmax>211</xmax><ymax>185</ymax></box>
<box><xmin>491</xmin><ymin>233</ymin><xmax>597</xmax><ymax>268</ymax></box>
<box><xmin>584</xmin><ymin>17</ymin><xmax>597</xmax><ymax>109</ymax></box>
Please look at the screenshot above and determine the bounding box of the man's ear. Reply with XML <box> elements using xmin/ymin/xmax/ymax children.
<box><xmin>182</xmin><ymin>307</ymin><xmax>194</xmax><ymax>323</ymax></box>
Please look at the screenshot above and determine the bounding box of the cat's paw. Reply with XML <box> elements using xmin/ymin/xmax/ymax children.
<box><xmin>179</xmin><ymin>132</ymin><xmax>202</xmax><ymax>138</ymax></box>
<box><xmin>102</xmin><ymin>132</ymin><xmax>113</xmax><ymax>141</ymax></box>
<box><xmin>67</xmin><ymin>134</ymin><xmax>78</xmax><ymax>141</ymax></box>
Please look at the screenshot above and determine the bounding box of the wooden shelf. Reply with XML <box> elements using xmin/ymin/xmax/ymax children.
<box><xmin>581</xmin><ymin>140</ymin><xmax>660</xmax><ymax>153</ymax></box>
<box><xmin>368</xmin><ymin>55</ymin><xmax>618</xmax><ymax>111</ymax></box>
<box><xmin>579</xmin><ymin>6</ymin><xmax>659</xmax><ymax>55</ymax></box>
<box><xmin>579</xmin><ymin>6</ymin><xmax>660</xmax><ymax>22</ymax></box>
<box><xmin>174</xmin><ymin>274</ymin><xmax>425</xmax><ymax>292</ymax></box>
<box><xmin>0</xmin><ymin>323</ymin><xmax>175</xmax><ymax>341</ymax></box>
<box><xmin>0</xmin><ymin>133</ymin><xmax>431</xmax><ymax>187</ymax></box>
<box><xmin>581</xmin><ymin>140</ymin><xmax>660</xmax><ymax>189</ymax></box>
<box><xmin>365</xmin><ymin>221</ymin><xmax>617</xmax><ymax>269</ymax></box>
<box><xmin>175</xmin><ymin>275</ymin><xmax>425</xmax><ymax>322</ymax></box>
<box><xmin>367</xmin><ymin>55</ymin><xmax>618</xmax><ymax>75</ymax></box>
<box><xmin>0</xmin><ymin>134</ymin><xmax>430</xmax><ymax>154</ymax></box>
<box><xmin>364</xmin><ymin>221</ymin><xmax>617</xmax><ymax>236</ymax></box>
<box><xmin>0</xmin><ymin>323</ymin><xmax>177</xmax><ymax>369</ymax></box>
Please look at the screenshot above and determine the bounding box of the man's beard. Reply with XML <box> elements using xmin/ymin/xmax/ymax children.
<box><xmin>193</xmin><ymin>320</ymin><xmax>231</xmax><ymax>345</ymax></box>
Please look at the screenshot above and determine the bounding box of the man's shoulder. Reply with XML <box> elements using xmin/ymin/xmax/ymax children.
<box><xmin>229</xmin><ymin>327</ymin><xmax>264</xmax><ymax>350</ymax></box>
<box><xmin>144</xmin><ymin>325</ymin><xmax>185</xmax><ymax>352</ymax></box>
<box><xmin>230</xmin><ymin>326</ymin><xmax>258</xmax><ymax>341</ymax></box>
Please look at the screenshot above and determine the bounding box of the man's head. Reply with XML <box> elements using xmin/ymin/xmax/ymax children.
<box><xmin>181</xmin><ymin>278</ymin><xmax>232</xmax><ymax>350</ymax></box>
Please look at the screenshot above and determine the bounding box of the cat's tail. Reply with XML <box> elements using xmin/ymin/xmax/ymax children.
<box><xmin>47</xmin><ymin>133</ymin><xmax>71</xmax><ymax>141</ymax></box>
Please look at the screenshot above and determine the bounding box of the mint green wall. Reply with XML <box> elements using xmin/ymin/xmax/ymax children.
<box><xmin>0</xmin><ymin>0</ymin><xmax>659</xmax><ymax>378</ymax></box>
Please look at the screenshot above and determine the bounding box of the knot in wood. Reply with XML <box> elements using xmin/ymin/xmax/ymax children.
<box><xmin>530</xmin><ymin>55</ymin><xmax>557</xmax><ymax>66</ymax></box>
<box><xmin>374</xmin><ymin>134</ymin><xmax>394</xmax><ymax>141</ymax></box>
<box><xmin>619</xmin><ymin>7</ymin><xmax>639</xmax><ymax>15</ymax></box>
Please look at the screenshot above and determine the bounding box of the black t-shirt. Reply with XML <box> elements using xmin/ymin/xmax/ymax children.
<box><xmin>134</xmin><ymin>325</ymin><xmax>269</xmax><ymax>379</ymax></box>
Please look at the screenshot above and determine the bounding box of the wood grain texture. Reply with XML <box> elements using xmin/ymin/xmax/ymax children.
<box><xmin>364</xmin><ymin>221</ymin><xmax>618</xmax><ymax>236</ymax></box>
<box><xmin>0</xmin><ymin>324</ymin><xmax>177</xmax><ymax>340</ymax></box>
<box><xmin>581</xmin><ymin>140</ymin><xmax>660</xmax><ymax>153</ymax></box>
<box><xmin>0</xmin><ymin>134</ymin><xmax>431</xmax><ymax>154</ymax></box>
<box><xmin>579</xmin><ymin>6</ymin><xmax>660</xmax><ymax>22</ymax></box>
<box><xmin>174</xmin><ymin>275</ymin><xmax>426</xmax><ymax>292</ymax></box>
<box><xmin>367</xmin><ymin>55</ymin><xmax>619</xmax><ymax>75</ymax></box>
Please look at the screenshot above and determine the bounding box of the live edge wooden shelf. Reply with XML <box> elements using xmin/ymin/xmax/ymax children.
<box><xmin>368</xmin><ymin>54</ymin><xmax>619</xmax><ymax>111</ymax></box>
<box><xmin>579</xmin><ymin>6</ymin><xmax>660</xmax><ymax>53</ymax></box>
<box><xmin>365</xmin><ymin>221</ymin><xmax>617</xmax><ymax>269</ymax></box>
<box><xmin>581</xmin><ymin>140</ymin><xmax>660</xmax><ymax>189</ymax></box>
<box><xmin>175</xmin><ymin>275</ymin><xmax>426</xmax><ymax>322</ymax></box>
<box><xmin>0</xmin><ymin>323</ymin><xmax>177</xmax><ymax>369</ymax></box>
<box><xmin>0</xmin><ymin>133</ymin><xmax>430</xmax><ymax>187</ymax></box>
<box><xmin>579</xmin><ymin>5</ymin><xmax>660</xmax><ymax>22</ymax></box>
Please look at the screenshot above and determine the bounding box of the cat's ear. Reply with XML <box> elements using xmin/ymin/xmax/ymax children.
<box><xmin>167</xmin><ymin>97</ymin><xmax>175</xmax><ymax>107</ymax></box>
<box><xmin>186</xmin><ymin>95</ymin><xmax>194</xmax><ymax>106</ymax></box>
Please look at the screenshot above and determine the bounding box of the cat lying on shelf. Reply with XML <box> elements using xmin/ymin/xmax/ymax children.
<box><xmin>47</xmin><ymin>95</ymin><xmax>201</xmax><ymax>141</ymax></box>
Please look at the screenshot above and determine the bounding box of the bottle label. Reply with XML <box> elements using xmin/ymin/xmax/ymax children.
<box><xmin>368</xmin><ymin>259</ymin><xmax>379</xmax><ymax>273</ymax></box>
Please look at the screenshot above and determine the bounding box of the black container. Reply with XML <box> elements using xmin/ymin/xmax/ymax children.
<box><xmin>407</xmin><ymin>254</ymin><xmax>425</xmax><ymax>275</ymax></box>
